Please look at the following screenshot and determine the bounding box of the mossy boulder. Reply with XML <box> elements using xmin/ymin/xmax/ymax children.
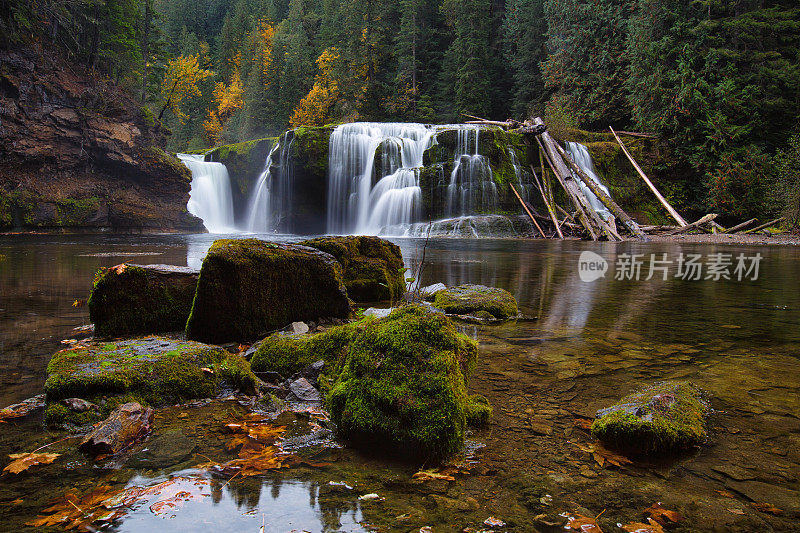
<box><xmin>433</xmin><ymin>284</ymin><xmax>519</xmax><ymax>319</ymax></box>
<box><xmin>88</xmin><ymin>263</ymin><xmax>199</xmax><ymax>338</ymax></box>
<box><xmin>591</xmin><ymin>381</ymin><xmax>708</xmax><ymax>455</ymax></box>
<box><xmin>185</xmin><ymin>239</ymin><xmax>351</xmax><ymax>344</ymax></box>
<box><xmin>327</xmin><ymin>305</ymin><xmax>478</xmax><ymax>462</ymax></box>
<box><xmin>299</xmin><ymin>236</ymin><xmax>406</xmax><ymax>302</ymax></box>
<box><xmin>465</xmin><ymin>394</ymin><xmax>493</xmax><ymax>426</ymax></box>
<box><xmin>43</xmin><ymin>336</ymin><xmax>256</xmax><ymax>426</ymax></box>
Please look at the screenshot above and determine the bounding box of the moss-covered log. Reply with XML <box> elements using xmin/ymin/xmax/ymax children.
<box><xmin>591</xmin><ymin>381</ymin><xmax>708</xmax><ymax>454</ymax></box>
<box><xmin>88</xmin><ymin>263</ymin><xmax>199</xmax><ymax>338</ymax></box>
<box><xmin>300</xmin><ymin>236</ymin><xmax>405</xmax><ymax>302</ymax></box>
<box><xmin>43</xmin><ymin>336</ymin><xmax>256</xmax><ymax>426</ymax></box>
<box><xmin>185</xmin><ymin>239</ymin><xmax>351</xmax><ymax>344</ymax></box>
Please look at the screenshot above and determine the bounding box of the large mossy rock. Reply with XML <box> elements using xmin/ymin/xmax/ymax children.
<box><xmin>591</xmin><ymin>381</ymin><xmax>708</xmax><ymax>455</ymax></box>
<box><xmin>300</xmin><ymin>236</ymin><xmax>405</xmax><ymax>302</ymax></box>
<box><xmin>185</xmin><ymin>239</ymin><xmax>350</xmax><ymax>344</ymax></box>
<box><xmin>433</xmin><ymin>284</ymin><xmax>519</xmax><ymax>319</ymax></box>
<box><xmin>43</xmin><ymin>336</ymin><xmax>256</xmax><ymax>426</ymax></box>
<box><xmin>88</xmin><ymin>263</ymin><xmax>199</xmax><ymax>338</ymax></box>
<box><xmin>328</xmin><ymin>306</ymin><xmax>478</xmax><ymax>462</ymax></box>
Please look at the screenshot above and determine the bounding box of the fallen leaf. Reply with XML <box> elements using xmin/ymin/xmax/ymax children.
<box><xmin>728</xmin><ymin>508</ymin><xmax>745</xmax><ymax>515</ymax></box>
<box><xmin>620</xmin><ymin>518</ymin><xmax>664</xmax><ymax>533</ymax></box>
<box><xmin>644</xmin><ymin>503</ymin><xmax>681</xmax><ymax>524</ymax></box>
<box><xmin>572</xmin><ymin>441</ymin><xmax>632</xmax><ymax>469</ymax></box>
<box><xmin>4</xmin><ymin>452</ymin><xmax>60</xmax><ymax>474</ymax></box>
<box><xmin>752</xmin><ymin>502</ymin><xmax>782</xmax><ymax>515</ymax></box>
<box><xmin>484</xmin><ymin>516</ymin><xmax>506</xmax><ymax>527</ymax></box>
<box><xmin>574</xmin><ymin>418</ymin><xmax>593</xmax><ymax>430</ymax></box>
<box><xmin>563</xmin><ymin>512</ymin><xmax>603</xmax><ymax>532</ymax></box>
<box><xmin>715</xmin><ymin>490</ymin><xmax>736</xmax><ymax>498</ymax></box>
<box><xmin>11</xmin><ymin>498</ymin><xmax>23</xmax><ymax>505</ymax></box>
<box><xmin>110</xmin><ymin>264</ymin><xmax>127</xmax><ymax>275</ymax></box>
<box><xmin>411</xmin><ymin>469</ymin><xmax>456</xmax><ymax>483</ymax></box>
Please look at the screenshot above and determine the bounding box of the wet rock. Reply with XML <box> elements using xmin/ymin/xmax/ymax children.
<box><xmin>420</xmin><ymin>283</ymin><xmax>447</xmax><ymax>300</ymax></box>
<box><xmin>79</xmin><ymin>402</ymin><xmax>154</xmax><ymax>456</ymax></box>
<box><xmin>88</xmin><ymin>263</ymin><xmax>199</xmax><ymax>338</ymax></box>
<box><xmin>0</xmin><ymin>394</ymin><xmax>46</xmax><ymax>421</ymax></box>
<box><xmin>61</xmin><ymin>398</ymin><xmax>99</xmax><ymax>413</ymax></box>
<box><xmin>426</xmin><ymin>494</ymin><xmax>478</xmax><ymax>512</ymax></box>
<box><xmin>185</xmin><ymin>239</ymin><xmax>351</xmax><ymax>344</ymax></box>
<box><xmin>289</xmin><ymin>321</ymin><xmax>309</xmax><ymax>335</ymax></box>
<box><xmin>591</xmin><ymin>381</ymin><xmax>708</xmax><ymax>454</ymax></box>
<box><xmin>134</xmin><ymin>429</ymin><xmax>196</xmax><ymax>465</ymax></box>
<box><xmin>44</xmin><ymin>336</ymin><xmax>255</xmax><ymax>426</ymax></box>
<box><xmin>251</xmin><ymin>321</ymin><xmax>358</xmax><ymax>376</ymax></box>
<box><xmin>363</xmin><ymin>307</ymin><xmax>394</xmax><ymax>319</ymax></box>
<box><xmin>288</xmin><ymin>377</ymin><xmax>322</xmax><ymax>402</ymax></box>
<box><xmin>711</xmin><ymin>464</ymin><xmax>757</xmax><ymax>482</ymax></box>
<box><xmin>300</xmin><ymin>235</ymin><xmax>405</xmax><ymax>302</ymax></box>
<box><xmin>433</xmin><ymin>284</ymin><xmax>519</xmax><ymax>319</ymax></box>
<box><xmin>726</xmin><ymin>480</ymin><xmax>800</xmax><ymax>516</ymax></box>
<box><xmin>254</xmin><ymin>371</ymin><xmax>285</xmax><ymax>383</ymax></box>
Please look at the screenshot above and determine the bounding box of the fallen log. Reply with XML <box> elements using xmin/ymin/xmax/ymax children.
<box><xmin>727</xmin><ymin>218</ymin><xmax>757</xmax><ymax>233</ymax></box>
<box><xmin>529</xmin><ymin>165</ymin><xmax>564</xmax><ymax>238</ymax></box>
<box><xmin>510</xmin><ymin>183</ymin><xmax>547</xmax><ymax>238</ymax></box>
<box><xmin>552</xmin><ymin>138</ymin><xmax>645</xmax><ymax>239</ymax></box>
<box><xmin>665</xmin><ymin>214</ymin><xmax>717</xmax><ymax>235</ymax></box>
<box><xmin>743</xmin><ymin>217</ymin><xmax>784</xmax><ymax>234</ymax></box>
<box><xmin>610</xmin><ymin>127</ymin><xmax>688</xmax><ymax>227</ymax></box>
<box><xmin>616</xmin><ymin>130</ymin><xmax>658</xmax><ymax>139</ymax></box>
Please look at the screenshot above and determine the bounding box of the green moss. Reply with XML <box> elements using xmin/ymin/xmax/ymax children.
<box><xmin>44</xmin><ymin>337</ymin><xmax>227</xmax><ymax>410</ymax></box>
<box><xmin>44</xmin><ymin>403</ymin><xmax>102</xmax><ymax>427</ymax></box>
<box><xmin>0</xmin><ymin>189</ymin><xmax>12</xmax><ymax>227</ymax></box>
<box><xmin>185</xmin><ymin>239</ymin><xmax>351</xmax><ymax>344</ymax></box>
<box><xmin>214</xmin><ymin>353</ymin><xmax>258</xmax><ymax>395</ymax></box>
<box><xmin>88</xmin><ymin>264</ymin><xmax>198</xmax><ymax>338</ymax></box>
<box><xmin>54</xmin><ymin>197</ymin><xmax>101</xmax><ymax>226</ymax></box>
<box><xmin>289</xmin><ymin>126</ymin><xmax>333</xmax><ymax>178</ymax></box>
<box><xmin>142</xmin><ymin>146</ymin><xmax>192</xmax><ymax>184</ymax></box>
<box><xmin>591</xmin><ymin>381</ymin><xmax>707</xmax><ymax>455</ymax></box>
<box><xmin>327</xmin><ymin>305</ymin><xmax>477</xmax><ymax>462</ymax></box>
<box><xmin>300</xmin><ymin>236</ymin><xmax>406</xmax><ymax>302</ymax></box>
<box><xmin>433</xmin><ymin>284</ymin><xmax>519</xmax><ymax>319</ymax></box>
<box><xmin>465</xmin><ymin>394</ymin><xmax>492</xmax><ymax>426</ymax></box>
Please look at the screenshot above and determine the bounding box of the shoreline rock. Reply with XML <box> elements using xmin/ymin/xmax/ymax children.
<box><xmin>433</xmin><ymin>284</ymin><xmax>519</xmax><ymax>319</ymax></box>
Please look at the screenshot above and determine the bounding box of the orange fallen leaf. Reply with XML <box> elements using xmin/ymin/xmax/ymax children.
<box><xmin>752</xmin><ymin>502</ymin><xmax>782</xmax><ymax>515</ymax></box>
<box><xmin>644</xmin><ymin>503</ymin><xmax>682</xmax><ymax>524</ymax></box>
<box><xmin>563</xmin><ymin>511</ymin><xmax>603</xmax><ymax>532</ymax></box>
<box><xmin>574</xmin><ymin>418</ymin><xmax>593</xmax><ymax>430</ymax></box>
<box><xmin>411</xmin><ymin>469</ymin><xmax>456</xmax><ymax>483</ymax></box>
<box><xmin>4</xmin><ymin>452</ymin><xmax>60</xmax><ymax>474</ymax></box>
<box><xmin>110</xmin><ymin>264</ymin><xmax>127</xmax><ymax>275</ymax></box>
<box><xmin>572</xmin><ymin>441</ymin><xmax>632</xmax><ymax>469</ymax></box>
<box><xmin>715</xmin><ymin>490</ymin><xmax>736</xmax><ymax>498</ymax></box>
<box><xmin>728</xmin><ymin>508</ymin><xmax>745</xmax><ymax>515</ymax></box>
<box><xmin>620</xmin><ymin>518</ymin><xmax>664</xmax><ymax>533</ymax></box>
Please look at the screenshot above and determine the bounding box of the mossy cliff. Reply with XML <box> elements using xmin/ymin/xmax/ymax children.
<box><xmin>252</xmin><ymin>305</ymin><xmax>485</xmax><ymax>462</ymax></box>
<box><xmin>88</xmin><ymin>263</ymin><xmax>199</xmax><ymax>338</ymax></box>
<box><xmin>299</xmin><ymin>236</ymin><xmax>406</xmax><ymax>302</ymax></box>
<box><xmin>185</xmin><ymin>239</ymin><xmax>351</xmax><ymax>344</ymax></box>
<box><xmin>591</xmin><ymin>381</ymin><xmax>708</xmax><ymax>455</ymax></box>
<box><xmin>205</xmin><ymin>137</ymin><xmax>277</xmax><ymax>221</ymax></box>
<box><xmin>43</xmin><ymin>336</ymin><xmax>256</xmax><ymax>426</ymax></box>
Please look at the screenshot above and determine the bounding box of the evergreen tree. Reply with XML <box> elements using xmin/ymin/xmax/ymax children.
<box><xmin>502</xmin><ymin>0</ymin><xmax>546</xmax><ymax>118</ymax></box>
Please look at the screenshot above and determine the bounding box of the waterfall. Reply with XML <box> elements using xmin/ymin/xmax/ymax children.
<box><xmin>177</xmin><ymin>153</ymin><xmax>236</xmax><ymax>233</ymax></box>
<box><xmin>326</xmin><ymin>123</ymin><xmax>436</xmax><ymax>235</ymax></box>
<box><xmin>445</xmin><ymin>127</ymin><xmax>497</xmax><ymax>217</ymax></box>
<box><xmin>244</xmin><ymin>135</ymin><xmax>294</xmax><ymax>233</ymax></box>
<box><xmin>565</xmin><ymin>142</ymin><xmax>614</xmax><ymax>222</ymax></box>
<box><xmin>507</xmin><ymin>147</ymin><xmax>532</xmax><ymax>203</ymax></box>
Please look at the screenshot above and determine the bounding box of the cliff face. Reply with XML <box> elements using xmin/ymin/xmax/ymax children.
<box><xmin>0</xmin><ymin>45</ymin><xmax>202</xmax><ymax>231</ymax></box>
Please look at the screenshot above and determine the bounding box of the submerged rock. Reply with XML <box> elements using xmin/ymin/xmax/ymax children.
<box><xmin>300</xmin><ymin>235</ymin><xmax>406</xmax><ymax>302</ymax></box>
<box><xmin>88</xmin><ymin>263</ymin><xmax>199</xmax><ymax>338</ymax></box>
<box><xmin>79</xmin><ymin>401</ymin><xmax>153</xmax><ymax>457</ymax></box>
<box><xmin>591</xmin><ymin>381</ymin><xmax>708</xmax><ymax>454</ymax></box>
<box><xmin>185</xmin><ymin>239</ymin><xmax>351</xmax><ymax>344</ymax></box>
<box><xmin>433</xmin><ymin>284</ymin><xmax>519</xmax><ymax>319</ymax></box>
<box><xmin>43</xmin><ymin>336</ymin><xmax>256</xmax><ymax>425</ymax></box>
<box><xmin>420</xmin><ymin>283</ymin><xmax>447</xmax><ymax>300</ymax></box>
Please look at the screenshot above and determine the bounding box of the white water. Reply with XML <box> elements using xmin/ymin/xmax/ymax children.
<box><xmin>177</xmin><ymin>153</ymin><xmax>237</xmax><ymax>233</ymax></box>
<box><xmin>565</xmin><ymin>141</ymin><xmax>614</xmax><ymax>222</ymax></box>
<box><xmin>326</xmin><ymin>123</ymin><xmax>436</xmax><ymax>235</ymax></box>
<box><xmin>445</xmin><ymin>127</ymin><xmax>497</xmax><ymax>217</ymax></box>
<box><xmin>244</xmin><ymin>136</ymin><xmax>294</xmax><ymax>233</ymax></box>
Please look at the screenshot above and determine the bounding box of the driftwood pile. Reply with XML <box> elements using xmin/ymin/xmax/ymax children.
<box><xmin>463</xmin><ymin>114</ymin><xmax>785</xmax><ymax>240</ymax></box>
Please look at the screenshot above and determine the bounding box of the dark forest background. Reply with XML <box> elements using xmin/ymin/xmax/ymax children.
<box><xmin>1</xmin><ymin>0</ymin><xmax>799</xmax><ymax>222</ymax></box>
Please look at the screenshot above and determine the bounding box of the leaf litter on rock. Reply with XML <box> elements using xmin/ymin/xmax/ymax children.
<box><xmin>571</xmin><ymin>441</ymin><xmax>633</xmax><ymax>469</ymax></box>
<box><xmin>561</xmin><ymin>509</ymin><xmax>604</xmax><ymax>532</ymax></box>
<box><xmin>643</xmin><ymin>503</ymin><xmax>682</xmax><ymax>524</ymax></box>
<box><xmin>3</xmin><ymin>452</ymin><xmax>60</xmax><ymax>474</ymax></box>
<box><xmin>619</xmin><ymin>518</ymin><xmax>665</xmax><ymax>533</ymax></box>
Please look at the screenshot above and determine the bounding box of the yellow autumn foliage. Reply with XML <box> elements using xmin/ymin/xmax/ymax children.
<box><xmin>290</xmin><ymin>47</ymin><xmax>341</xmax><ymax>127</ymax></box>
<box><xmin>204</xmin><ymin>70</ymin><xmax>244</xmax><ymax>144</ymax></box>
<box><xmin>160</xmin><ymin>55</ymin><xmax>213</xmax><ymax>124</ymax></box>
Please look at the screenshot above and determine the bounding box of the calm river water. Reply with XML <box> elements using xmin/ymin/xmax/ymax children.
<box><xmin>0</xmin><ymin>233</ymin><xmax>798</xmax><ymax>532</ymax></box>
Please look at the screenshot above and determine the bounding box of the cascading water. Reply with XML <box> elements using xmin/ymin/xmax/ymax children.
<box><xmin>565</xmin><ymin>142</ymin><xmax>614</xmax><ymax>222</ymax></box>
<box><xmin>177</xmin><ymin>153</ymin><xmax>236</xmax><ymax>233</ymax></box>
<box><xmin>507</xmin><ymin>147</ymin><xmax>531</xmax><ymax>203</ymax></box>
<box><xmin>244</xmin><ymin>135</ymin><xmax>294</xmax><ymax>233</ymax></box>
<box><xmin>445</xmin><ymin>127</ymin><xmax>497</xmax><ymax>217</ymax></box>
<box><xmin>326</xmin><ymin>123</ymin><xmax>435</xmax><ymax>235</ymax></box>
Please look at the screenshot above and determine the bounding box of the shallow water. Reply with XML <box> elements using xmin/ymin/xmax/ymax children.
<box><xmin>1</xmin><ymin>233</ymin><xmax>799</xmax><ymax>531</ymax></box>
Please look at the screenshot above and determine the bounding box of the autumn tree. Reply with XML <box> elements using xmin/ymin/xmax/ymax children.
<box><xmin>204</xmin><ymin>69</ymin><xmax>245</xmax><ymax>144</ymax></box>
<box><xmin>159</xmin><ymin>54</ymin><xmax>214</xmax><ymax>123</ymax></box>
<box><xmin>290</xmin><ymin>47</ymin><xmax>341</xmax><ymax>127</ymax></box>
